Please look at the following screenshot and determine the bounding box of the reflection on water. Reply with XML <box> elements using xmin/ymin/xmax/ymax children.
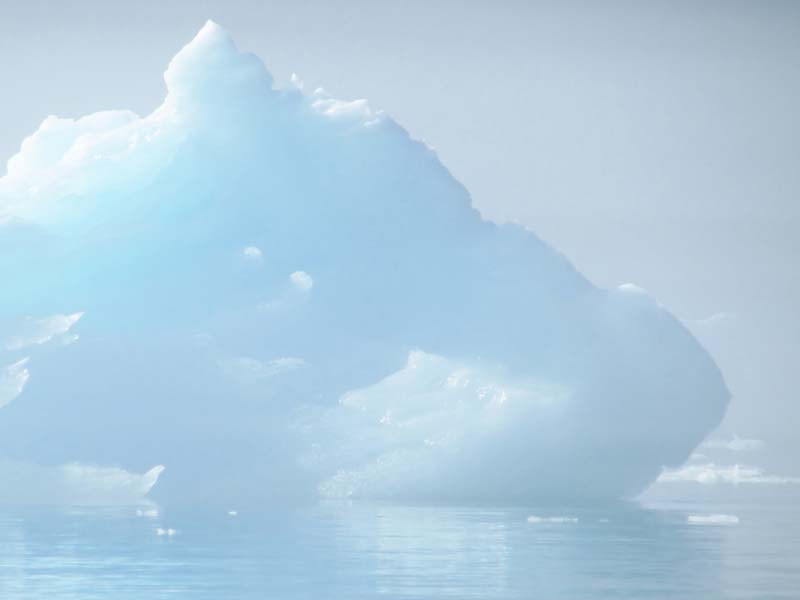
<box><xmin>0</xmin><ymin>501</ymin><xmax>798</xmax><ymax>599</ymax></box>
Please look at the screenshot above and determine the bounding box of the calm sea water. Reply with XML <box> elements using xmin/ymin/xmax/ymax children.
<box><xmin>0</xmin><ymin>500</ymin><xmax>798</xmax><ymax>599</ymax></box>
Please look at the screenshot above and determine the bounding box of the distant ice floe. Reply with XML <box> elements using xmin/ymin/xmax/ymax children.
<box><xmin>658</xmin><ymin>463</ymin><xmax>800</xmax><ymax>485</ymax></box>
<box><xmin>687</xmin><ymin>514</ymin><xmax>739</xmax><ymax>525</ymax></box>
<box><xmin>526</xmin><ymin>516</ymin><xmax>579</xmax><ymax>524</ymax></box>
<box><xmin>137</xmin><ymin>507</ymin><xmax>159</xmax><ymax>518</ymax></box>
<box><xmin>156</xmin><ymin>528</ymin><xmax>177</xmax><ymax>536</ymax></box>
<box><xmin>702</xmin><ymin>435</ymin><xmax>764</xmax><ymax>452</ymax></box>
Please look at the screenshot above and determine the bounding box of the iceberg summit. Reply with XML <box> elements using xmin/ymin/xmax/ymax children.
<box><xmin>0</xmin><ymin>22</ymin><xmax>728</xmax><ymax>504</ymax></box>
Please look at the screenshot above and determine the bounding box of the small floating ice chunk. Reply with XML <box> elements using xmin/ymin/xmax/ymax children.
<box><xmin>688</xmin><ymin>514</ymin><xmax>739</xmax><ymax>525</ymax></box>
<box><xmin>289</xmin><ymin>271</ymin><xmax>313</xmax><ymax>291</ymax></box>
<box><xmin>136</xmin><ymin>508</ymin><xmax>159</xmax><ymax>518</ymax></box>
<box><xmin>242</xmin><ymin>246</ymin><xmax>263</xmax><ymax>260</ymax></box>
<box><xmin>156</xmin><ymin>527</ymin><xmax>177</xmax><ymax>536</ymax></box>
<box><xmin>527</xmin><ymin>516</ymin><xmax>578</xmax><ymax>524</ymax></box>
<box><xmin>228</xmin><ymin>510</ymin><xmax>238</xmax><ymax>517</ymax></box>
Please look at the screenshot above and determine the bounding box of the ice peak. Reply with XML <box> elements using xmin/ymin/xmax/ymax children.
<box><xmin>163</xmin><ymin>20</ymin><xmax>273</xmax><ymax>108</ymax></box>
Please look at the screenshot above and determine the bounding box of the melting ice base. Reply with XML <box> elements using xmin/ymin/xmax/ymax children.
<box><xmin>0</xmin><ymin>22</ymin><xmax>728</xmax><ymax>505</ymax></box>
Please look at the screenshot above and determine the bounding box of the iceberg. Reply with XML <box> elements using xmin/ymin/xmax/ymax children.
<box><xmin>0</xmin><ymin>22</ymin><xmax>729</xmax><ymax>504</ymax></box>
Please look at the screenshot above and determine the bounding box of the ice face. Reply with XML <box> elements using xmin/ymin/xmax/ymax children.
<box><xmin>0</xmin><ymin>22</ymin><xmax>728</xmax><ymax>504</ymax></box>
